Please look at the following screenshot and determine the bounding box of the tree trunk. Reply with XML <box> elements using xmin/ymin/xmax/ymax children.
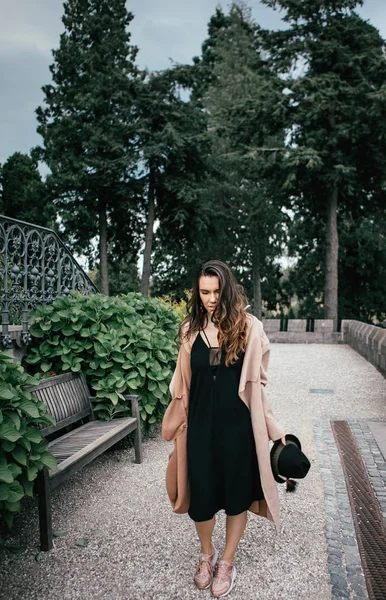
<box><xmin>252</xmin><ymin>247</ymin><xmax>262</xmax><ymax>320</ymax></box>
<box><xmin>140</xmin><ymin>166</ymin><xmax>156</xmax><ymax>296</ymax></box>
<box><xmin>324</xmin><ymin>183</ymin><xmax>339</xmax><ymax>330</ymax></box>
<box><xmin>99</xmin><ymin>199</ymin><xmax>109</xmax><ymax>296</ymax></box>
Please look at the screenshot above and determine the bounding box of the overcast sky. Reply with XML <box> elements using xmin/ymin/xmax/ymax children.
<box><xmin>0</xmin><ymin>0</ymin><xmax>385</xmax><ymax>165</ymax></box>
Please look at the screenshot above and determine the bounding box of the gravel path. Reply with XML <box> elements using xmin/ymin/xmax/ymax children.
<box><xmin>1</xmin><ymin>344</ymin><xmax>385</xmax><ymax>600</ymax></box>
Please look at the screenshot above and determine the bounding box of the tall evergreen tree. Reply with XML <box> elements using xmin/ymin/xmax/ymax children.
<box><xmin>0</xmin><ymin>152</ymin><xmax>54</xmax><ymax>227</ymax></box>
<box><xmin>138</xmin><ymin>68</ymin><xmax>212</xmax><ymax>297</ymax></box>
<box><xmin>190</xmin><ymin>7</ymin><xmax>232</xmax><ymax>103</ymax></box>
<box><xmin>36</xmin><ymin>0</ymin><xmax>140</xmax><ymax>295</ymax></box>
<box><xmin>151</xmin><ymin>3</ymin><xmax>288</xmax><ymax>313</ymax></box>
<box><xmin>262</xmin><ymin>0</ymin><xmax>386</xmax><ymax>328</ymax></box>
<box><xmin>135</xmin><ymin>70</ymin><xmax>202</xmax><ymax>296</ymax></box>
<box><xmin>199</xmin><ymin>2</ymin><xmax>288</xmax><ymax>317</ymax></box>
<box><xmin>286</xmin><ymin>206</ymin><xmax>386</xmax><ymax>323</ymax></box>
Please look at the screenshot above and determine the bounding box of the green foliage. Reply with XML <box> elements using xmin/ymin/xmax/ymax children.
<box><xmin>25</xmin><ymin>293</ymin><xmax>179</xmax><ymax>428</ymax></box>
<box><xmin>93</xmin><ymin>258</ymin><xmax>141</xmax><ymax>296</ymax></box>
<box><xmin>262</xmin><ymin>0</ymin><xmax>362</xmax><ymax>21</ymax></box>
<box><xmin>284</xmin><ymin>209</ymin><xmax>326</xmax><ymax>318</ymax></box>
<box><xmin>284</xmin><ymin>207</ymin><xmax>386</xmax><ymax>324</ymax></box>
<box><xmin>0</xmin><ymin>152</ymin><xmax>54</xmax><ymax>227</ymax></box>
<box><xmin>157</xmin><ymin>290</ymin><xmax>191</xmax><ymax>321</ymax></box>
<box><xmin>338</xmin><ymin>213</ymin><xmax>386</xmax><ymax>323</ymax></box>
<box><xmin>188</xmin><ymin>6</ymin><xmax>233</xmax><ymax>104</ymax></box>
<box><xmin>152</xmin><ymin>3</ymin><xmax>288</xmax><ymax>312</ymax></box>
<box><xmin>2</xmin><ymin>0</ymin><xmax>381</xmax><ymax>326</ymax></box>
<box><xmin>261</xmin><ymin>0</ymin><xmax>386</xmax><ymax>324</ymax></box>
<box><xmin>195</xmin><ymin>3</ymin><xmax>287</xmax><ymax>315</ymax></box>
<box><xmin>0</xmin><ymin>352</ymin><xmax>56</xmax><ymax>530</ymax></box>
<box><xmin>137</xmin><ymin>67</ymin><xmax>211</xmax><ymax>296</ymax></box>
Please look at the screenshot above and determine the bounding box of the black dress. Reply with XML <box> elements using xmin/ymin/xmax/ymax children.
<box><xmin>187</xmin><ymin>330</ymin><xmax>264</xmax><ymax>522</ymax></box>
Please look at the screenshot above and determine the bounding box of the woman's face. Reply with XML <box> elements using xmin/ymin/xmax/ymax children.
<box><xmin>199</xmin><ymin>275</ymin><xmax>220</xmax><ymax>315</ymax></box>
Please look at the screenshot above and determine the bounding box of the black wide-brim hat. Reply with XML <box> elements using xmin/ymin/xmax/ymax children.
<box><xmin>270</xmin><ymin>434</ymin><xmax>311</xmax><ymax>486</ymax></box>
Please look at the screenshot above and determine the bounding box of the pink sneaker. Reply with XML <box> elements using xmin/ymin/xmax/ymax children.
<box><xmin>211</xmin><ymin>560</ymin><xmax>237</xmax><ymax>598</ymax></box>
<box><xmin>194</xmin><ymin>546</ymin><xmax>219</xmax><ymax>590</ymax></box>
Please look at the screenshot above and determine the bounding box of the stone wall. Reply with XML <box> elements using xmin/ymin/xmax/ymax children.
<box><xmin>262</xmin><ymin>319</ymin><xmax>342</xmax><ymax>344</ymax></box>
<box><xmin>341</xmin><ymin>320</ymin><xmax>386</xmax><ymax>377</ymax></box>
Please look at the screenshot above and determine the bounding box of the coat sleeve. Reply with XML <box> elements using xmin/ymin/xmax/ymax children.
<box><xmin>162</xmin><ymin>341</ymin><xmax>191</xmax><ymax>443</ymax></box>
<box><xmin>260</xmin><ymin>327</ymin><xmax>286</xmax><ymax>442</ymax></box>
<box><xmin>260</xmin><ymin>328</ymin><xmax>270</xmax><ymax>387</ymax></box>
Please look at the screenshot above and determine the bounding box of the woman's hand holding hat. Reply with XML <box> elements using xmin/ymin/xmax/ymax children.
<box><xmin>271</xmin><ymin>434</ymin><xmax>311</xmax><ymax>492</ymax></box>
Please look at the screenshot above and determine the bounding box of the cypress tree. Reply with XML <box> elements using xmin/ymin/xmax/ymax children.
<box><xmin>36</xmin><ymin>0</ymin><xmax>140</xmax><ymax>294</ymax></box>
<box><xmin>0</xmin><ymin>152</ymin><xmax>53</xmax><ymax>227</ymax></box>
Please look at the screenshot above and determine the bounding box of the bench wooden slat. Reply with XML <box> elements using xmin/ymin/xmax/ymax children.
<box><xmin>28</xmin><ymin>372</ymin><xmax>76</xmax><ymax>390</ymax></box>
<box><xmin>48</xmin><ymin>418</ymin><xmax>136</xmax><ymax>466</ymax></box>
<box><xmin>49</xmin><ymin>419</ymin><xmax>138</xmax><ymax>490</ymax></box>
<box><xmin>40</xmin><ymin>407</ymin><xmax>92</xmax><ymax>437</ymax></box>
<box><xmin>48</xmin><ymin>418</ymin><xmax>136</xmax><ymax>460</ymax></box>
<box><xmin>46</xmin><ymin>418</ymin><xmax>118</xmax><ymax>447</ymax></box>
<box><xmin>62</xmin><ymin>380</ymin><xmax>74</xmax><ymax>417</ymax></box>
<box><xmin>29</xmin><ymin>373</ymin><xmax>92</xmax><ymax>434</ymax></box>
<box><xmin>48</xmin><ymin>420</ymin><xmax>128</xmax><ymax>451</ymax></box>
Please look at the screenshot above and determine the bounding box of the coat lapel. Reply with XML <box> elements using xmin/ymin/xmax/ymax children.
<box><xmin>238</xmin><ymin>315</ymin><xmax>262</xmax><ymax>405</ymax></box>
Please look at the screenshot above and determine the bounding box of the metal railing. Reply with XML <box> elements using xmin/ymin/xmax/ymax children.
<box><xmin>0</xmin><ymin>215</ymin><xmax>98</xmax><ymax>347</ymax></box>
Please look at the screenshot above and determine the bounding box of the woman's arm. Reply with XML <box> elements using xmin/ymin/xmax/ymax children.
<box><xmin>162</xmin><ymin>336</ymin><xmax>192</xmax><ymax>442</ymax></box>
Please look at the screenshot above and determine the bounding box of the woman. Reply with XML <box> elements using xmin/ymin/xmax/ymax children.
<box><xmin>162</xmin><ymin>260</ymin><xmax>286</xmax><ymax>598</ymax></box>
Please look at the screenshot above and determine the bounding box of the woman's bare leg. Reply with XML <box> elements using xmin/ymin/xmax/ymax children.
<box><xmin>195</xmin><ymin>517</ymin><xmax>216</xmax><ymax>554</ymax></box>
<box><xmin>221</xmin><ymin>511</ymin><xmax>247</xmax><ymax>563</ymax></box>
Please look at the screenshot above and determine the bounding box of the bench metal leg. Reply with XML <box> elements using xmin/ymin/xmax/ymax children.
<box><xmin>37</xmin><ymin>468</ymin><xmax>53</xmax><ymax>551</ymax></box>
<box><xmin>134</xmin><ymin>422</ymin><xmax>143</xmax><ymax>464</ymax></box>
<box><xmin>130</xmin><ymin>396</ymin><xmax>143</xmax><ymax>464</ymax></box>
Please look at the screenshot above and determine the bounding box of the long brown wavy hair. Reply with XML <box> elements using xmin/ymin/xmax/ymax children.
<box><xmin>178</xmin><ymin>260</ymin><xmax>249</xmax><ymax>366</ymax></box>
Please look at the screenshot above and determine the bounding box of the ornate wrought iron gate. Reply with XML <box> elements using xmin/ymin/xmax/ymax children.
<box><xmin>0</xmin><ymin>215</ymin><xmax>98</xmax><ymax>348</ymax></box>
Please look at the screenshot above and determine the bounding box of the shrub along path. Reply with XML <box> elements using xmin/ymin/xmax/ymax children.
<box><xmin>0</xmin><ymin>343</ymin><xmax>385</xmax><ymax>600</ymax></box>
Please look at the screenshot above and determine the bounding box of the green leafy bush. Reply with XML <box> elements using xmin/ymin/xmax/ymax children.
<box><xmin>158</xmin><ymin>289</ymin><xmax>191</xmax><ymax>320</ymax></box>
<box><xmin>0</xmin><ymin>352</ymin><xmax>57</xmax><ymax>529</ymax></box>
<box><xmin>25</xmin><ymin>292</ymin><xmax>179</xmax><ymax>428</ymax></box>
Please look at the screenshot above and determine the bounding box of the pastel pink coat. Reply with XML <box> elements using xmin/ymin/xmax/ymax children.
<box><xmin>161</xmin><ymin>314</ymin><xmax>285</xmax><ymax>532</ymax></box>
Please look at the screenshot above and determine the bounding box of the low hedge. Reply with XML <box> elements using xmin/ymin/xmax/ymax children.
<box><xmin>25</xmin><ymin>292</ymin><xmax>180</xmax><ymax>429</ymax></box>
<box><xmin>0</xmin><ymin>352</ymin><xmax>57</xmax><ymax>530</ymax></box>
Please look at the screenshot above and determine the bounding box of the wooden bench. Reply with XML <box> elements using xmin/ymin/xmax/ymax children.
<box><xmin>28</xmin><ymin>372</ymin><xmax>142</xmax><ymax>551</ymax></box>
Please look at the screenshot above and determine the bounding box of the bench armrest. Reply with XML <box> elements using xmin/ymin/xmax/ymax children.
<box><xmin>123</xmin><ymin>394</ymin><xmax>140</xmax><ymax>422</ymax></box>
<box><xmin>88</xmin><ymin>396</ymin><xmax>97</xmax><ymax>420</ymax></box>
